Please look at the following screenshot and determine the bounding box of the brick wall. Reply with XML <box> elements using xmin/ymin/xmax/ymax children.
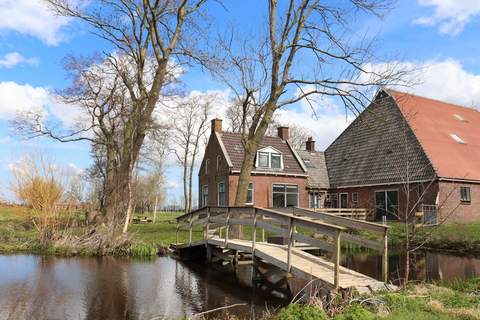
<box><xmin>332</xmin><ymin>182</ymin><xmax>438</xmax><ymax>221</ymax></box>
<box><xmin>228</xmin><ymin>174</ymin><xmax>309</xmax><ymax>208</ymax></box>
<box><xmin>198</xmin><ymin>134</ymin><xmax>230</xmax><ymax>207</ymax></box>
<box><xmin>438</xmin><ymin>181</ymin><xmax>480</xmax><ymax>223</ymax></box>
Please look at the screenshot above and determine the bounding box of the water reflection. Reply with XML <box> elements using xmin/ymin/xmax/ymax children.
<box><xmin>0</xmin><ymin>255</ymin><xmax>281</xmax><ymax>320</ymax></box>
<box><xmin>342</xmin><ymin>250</ymin><xmax>480</xmax><ymax>284</ymax></box>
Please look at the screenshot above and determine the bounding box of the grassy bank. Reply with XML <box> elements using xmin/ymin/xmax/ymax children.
<box><xmin>277</xmin><ymin>280</ymin><xmax>480</xmax><ymax>320</ymax></box>
<box><xmin>0</xmin><ymin>205</ymin><xmax>182</xmax><ymax>257</ymax></box>
<box><xmin>386</xmin><ymin>222</ymin><xmax>480</xmax><ymax>254</ymax></box>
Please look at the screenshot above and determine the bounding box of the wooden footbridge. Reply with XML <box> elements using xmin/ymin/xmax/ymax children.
<box><xmin>172</xmin><ymin>206</ymin><xmax>392</xmax><ymax>293</ymax></box>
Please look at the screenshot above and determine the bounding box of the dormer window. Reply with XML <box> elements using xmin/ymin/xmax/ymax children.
<box><xmin>255</xmin><ymin>147</ymin><xmax>283</xmax><ymax>169</ymax></box>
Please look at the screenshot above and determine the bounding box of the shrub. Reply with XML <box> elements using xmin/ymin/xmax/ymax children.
<box><xmin>276</xmin><ymin>304</ymin><xmax>327</xmax><ymax>320</ymax></box>
<box><xmin>334</xmin><ymin>304</ymin><xmax>377</xmax><ymax>320</ymax></box>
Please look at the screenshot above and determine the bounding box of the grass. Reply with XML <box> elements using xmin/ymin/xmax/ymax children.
<box><xmin>0</xmin><ymin>205</ymin><xmax>183</xmax><ymax>257</ymax></box>
<box><xmin>277</xmin><ymin>284</ymin><xmax>480</xmax><ymax>320</ymax></box>
<box><xmin>359</xmin><ymin>222</ymin><xmax>480</xmax><ymax>254</ymax></box>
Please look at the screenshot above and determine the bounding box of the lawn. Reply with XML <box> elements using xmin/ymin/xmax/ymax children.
<box><xmin>386</xmin><ymin>221</ymin><xmax>480</xmax><ymax>253</ymax></box>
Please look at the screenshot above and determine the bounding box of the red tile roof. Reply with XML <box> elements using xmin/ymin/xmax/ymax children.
<box><xmin>388</xmin><ymin>89</ymin><xmax>480</xmax><ymax>181</ymax></box>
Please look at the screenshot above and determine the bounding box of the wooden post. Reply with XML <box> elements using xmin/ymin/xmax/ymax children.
<box><xmin>286</xmin><ymin>217</ymin><xmax>294</xmax><ymax>273</ymax></box>
<box><xmin>252</xmin><ymin>208</ymin><xmax>257</xmax><ymax>254</ymax></box>
<box><xmin>175</xmin><ymin>221</ymin><xmax>179</xmax><ymax>244</ymax></box>
<box><xmin>205</xmin><ymin>207</ymin><xmax>210</xmax><ymax>246</ymax></box>
<box><xmin>224</xmin><ymin>208</ymin><xmax>230</xmax><ymax>247</ymax></box>
<box><xmin>334</xmin><ymin>230</ymin><xmax>341</xmax><ymax>289</ymax></box>
<box><xmin>382</xmin><ymin>216</ymin><xmax>388</xmax><ymax>283</ymax></box>
<box><xmin>188</xmin><ymin>213</ymin><xmax>193</xmax><ymax>246</ymax></box>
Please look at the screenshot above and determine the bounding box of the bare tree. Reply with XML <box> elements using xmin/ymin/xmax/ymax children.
<box><xmin>212</xmin><ymin>0</ymin><xmax>409</xmax><ymax>205</ymax></box>
<box><xmin>12</xmin><ymin>0</ymin><xmax>207</xmax><ymax>236</ymax></box>
<box><xmin>168</xmin><ymin>94</ymin><xmax>213</xmax><ymax>213</ymax></box>
<box><xmin>285</xmin><ymin>124</ymin><xmax>314</xmax><ymax>150</ymax></box>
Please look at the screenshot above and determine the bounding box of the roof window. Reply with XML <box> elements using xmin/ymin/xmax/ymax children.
<box><xmin>453</xmin><ymin>114</ymin><xmax>467</xmax><ymax>122</ymax></box>
<box><xmin>450</xmin><ymin>133</ymin><xmax>465</xmax><ymax>144</ymax></box>
<box><xmin>303</xmin><ymin>159</ymin><xmax>315</xmax><ymax>168</ymax></box>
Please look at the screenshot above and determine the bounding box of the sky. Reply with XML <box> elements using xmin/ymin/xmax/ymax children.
<box><xmin>1</xmin><ymin>0</ymin><xmax>480</xmax><ymax>204</ymax></box>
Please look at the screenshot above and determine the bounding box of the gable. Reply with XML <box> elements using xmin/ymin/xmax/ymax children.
<box><xmin>325</xmin><ymin>92</ymin><xmax>437</xmax><ymax>187</ymax></box>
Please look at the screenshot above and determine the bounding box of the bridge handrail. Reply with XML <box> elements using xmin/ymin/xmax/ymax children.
<box><xmin>174</xmin><ymin>206</ymin><xmax>389</xmax><ymax>287</ymax></box>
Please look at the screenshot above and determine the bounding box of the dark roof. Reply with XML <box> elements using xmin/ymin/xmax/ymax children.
<box><xmin>219</xmin><ymin>132</ymin><xmax>306</xmax><ymax>175</ymax></box>
<box><xmin>325</xmin><ymin>91</ymin><xmax>437</xmax><ymax>187</ymax></box>
<box><xmin>297</xmin><ymin>150</ymin><xmax>330</xmax><ymax>189</ymax></box>
<box><xmin>388</xmin><ymin>89</ymin><xmax>480</xmax><ymax>181</ymax></box>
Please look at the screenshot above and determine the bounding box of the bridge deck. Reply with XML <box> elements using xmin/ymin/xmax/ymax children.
<box><xmin>177</xmin><ymin>237</ymin><xmax>389</xmax><ymax>292</ymax></box>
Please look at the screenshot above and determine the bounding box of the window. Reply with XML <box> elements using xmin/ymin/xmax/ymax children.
<box><xmin>246</xmin><ymin>182</ymin><xmax>254</xmax><ymax>205</ymax></box>
<box><xmin>272</xmin><ymin>184</ymin><xmax>298</xmax><ymax>207</ymax></box>
<box><xmin>450</xmin><ymin>133</ymin><xmax>465</xmax><ymax>144</ymax></box>
<box><xmin>460</xmin><ymin>187</ymin><xmax>471</xmax><ymax>203</ymax></box>
<box><xmin>309</xmin><ymin>192</ymin><xmax>323</xmax><ymax>208</ymax></box>
<box><xmin>327</xmin><ymin>193</ymin><xmax>338</xmax><ymax>208</ymax></box>
<box><xmin>339</xmin><ymin>193</ymin><xmax>348</xmax><ymax>208</ymax></box>
<box><xmin>205</xmin><ymin>159</ymin><xmax>210</xmax><ymax>175</ymax></box>
<box><xmin>202</xmin><ymin>186</ymin><xmax>208</xmax><ymax>207</ymax></box>
<box><xmin>255</xmin><ymin>147</ymin><xmax>283</xmax><ymax>169</ymax></box>
<box><xmin>352</xmin><ymin>192</ymin><xmax>358</xmax><ymax>204</ymax></box>
<box><xmin>258</xmin><ymin>152</ymin><xmax>269</xmax><ymax>167</ymax></box>
<box><xmin>217</xmin><ymin>182</ymin><xmax>226</xmax><ymax>206</ymax></box>
<box><xmin>303</xmin><ymin>159</ymin><xmax>315</xmax><ymax>168</ymax></box>
<box><xmin>216</xmin><ymin>155</ymin><xmax>221</xmax><ymax>172</ymax></box>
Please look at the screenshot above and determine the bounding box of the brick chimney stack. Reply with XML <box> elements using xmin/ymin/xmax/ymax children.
<box><xmin>306</xmin><ymin>137</ymin><xmax>315</xmax><ymax>152</ymax></box>
<box><xmin>211</xmin><ymin>118</ymin><xmax>222</xmax><ymax>134</ymax></box>
<box><xmin>277</xmin><ymin>126</ymin><xmax>289</xmax><ymax>141</ymax></box>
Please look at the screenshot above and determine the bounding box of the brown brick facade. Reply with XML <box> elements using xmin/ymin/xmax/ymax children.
<box><xmin>438</xmin><ymin>181</ymin><xmax>480</xmax><ymax>223</ymax></box>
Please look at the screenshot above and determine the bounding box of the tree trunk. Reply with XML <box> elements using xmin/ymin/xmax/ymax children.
<box><xmin>122</xmin><ymin>177</ymin><xmax>133</xmax><ymax>234</ymax></box>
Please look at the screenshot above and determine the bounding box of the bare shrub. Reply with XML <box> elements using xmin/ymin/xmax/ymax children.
<box><xmin>9</xmin><ymin>154</ymin><xmax>70</xmax><ymax>242</ymax></box>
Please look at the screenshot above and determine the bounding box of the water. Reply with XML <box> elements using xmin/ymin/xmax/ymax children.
<box><xmin>342</xmin><ymin>250</ymin><xmax>480</xmax><ymax>284</ymax></box>
<box><xmin>0</xmin><ymin>255</ymin><xmax>283</xmax><ymax>320</ymax></box>
<box><xmin>0</xmin><ymin>251</ymin><xmax>479</xmax><ymax>320</ymax></box>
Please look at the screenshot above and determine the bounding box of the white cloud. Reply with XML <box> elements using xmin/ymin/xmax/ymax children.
<box><xmin>365</xmin><ymin>59</ymin><xmax>480</xmax><ymax>108</ymax></box>
<box><xmin>0</xmin><ymin>81</ymin><xmax>83</xmax><ymax>128</ymax></box>
<box><xmin>0</xmin><ymin>0</ymin><xmax>73</xmax><ymax>45</ymax></box>
<box><xmin>415</xmin><ymin>0</ymin><xmax>480</xmax><ymax>36</ymax></box>
<box><xmin>0</xmin><ymin>52</ymin><xmax>38</xmax><ymax>68</ymax></box>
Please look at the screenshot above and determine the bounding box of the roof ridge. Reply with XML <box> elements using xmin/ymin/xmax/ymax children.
<box><xmin>385</xmin><ymin>88</ymin><xmax>479</xmax><ymax>113</ymax></box>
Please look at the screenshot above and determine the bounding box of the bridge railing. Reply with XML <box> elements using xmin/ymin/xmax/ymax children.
<box><xmin>175</xmin><ymin>206</ymin><xmax>389</xmax><ymax>287</ymax></box>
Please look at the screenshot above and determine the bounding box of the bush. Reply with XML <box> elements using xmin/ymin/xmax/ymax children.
<box><xmin>334</xmin><ymin>304</ymin><xmax>377</xmax><ymax>320</ymax></box>
<box><xmin>276</xmin><ymin>304</ymin><xmax>327</xmax><ymax>320</ymax></box>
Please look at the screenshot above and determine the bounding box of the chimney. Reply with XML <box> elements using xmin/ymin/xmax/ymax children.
<box><xmin>306</xmin><ymin>137</ymin><xmax>315</xmax><ymax>152</ymax></box>
<box><xmin>211</xmin><ymin>118</ymin><xmax>222</xmax><ymax>134</ymax></box>
<box><xmin>277</xmin><ymin>126</ymin><xmax>289</xmax><ymax>141</ymax></box>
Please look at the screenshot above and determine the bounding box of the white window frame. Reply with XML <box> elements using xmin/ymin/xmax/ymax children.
<box><xmin>460</xmin><ymin>186</ymin><xmax>471</xmax><ymax>203</ymax></box>
<box><xmin>272</xmin><ymin>183</ymin><xmax>299</xmax><ymax>207</ymax></box>
<box><xmin>205</xmin><ymin>159</ymin><xmax>210</xmax><ymax>175</ymax></box>
<box><xmin>202</xmin><ymin>185</ymin><xmax>209</xmax><ymax>207</ymax></box>
<box><xmin>339</xmin><ymin>192</ymin><xmax>349</xmax><ymax>208</ymax></box>
<box><xmin>246</xmin><ymin>182</ymin><xmax>254</xmax><ymax>205</ymax></box>
<box><xmin>352</xmin><ymin>192</ymin><xmax>359</xmax><ymax>204</ymax></box>
<box><xmin>217</xmin><ymin>182</ymin><xmax>226</xmax><ymax>207</ymax></box>
<box><xmin>255</xmin><ymin>147</ymin><xmax>284</xmax><ymax>170</ymax></box>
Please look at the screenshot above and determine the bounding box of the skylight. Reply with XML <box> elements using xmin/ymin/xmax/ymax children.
<box><xmin>450</xmin><ymin>133</ymin><xmax>465</xmax><ymax>144</ymax></box>
<box><xmin>453</xmin><ymin>114</ymin><xmax>466</xmax><ymax>122</ymax></box>
<box><xmin>303</xmin><ymin>159</ymin><xmax>315</xmax><ymax>168</ymax></box>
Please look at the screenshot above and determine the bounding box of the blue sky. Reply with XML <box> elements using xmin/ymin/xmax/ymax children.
<box><xmin>1</xmin><ymin>0</ymin><xmax>480</xmax><ymax>204</ymax></box>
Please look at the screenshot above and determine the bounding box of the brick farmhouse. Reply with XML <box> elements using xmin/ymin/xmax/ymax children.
<box><xmin>198</xmin><ymin>89</ymin><xmax>480</xmax><ymax>223</ymax></box>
